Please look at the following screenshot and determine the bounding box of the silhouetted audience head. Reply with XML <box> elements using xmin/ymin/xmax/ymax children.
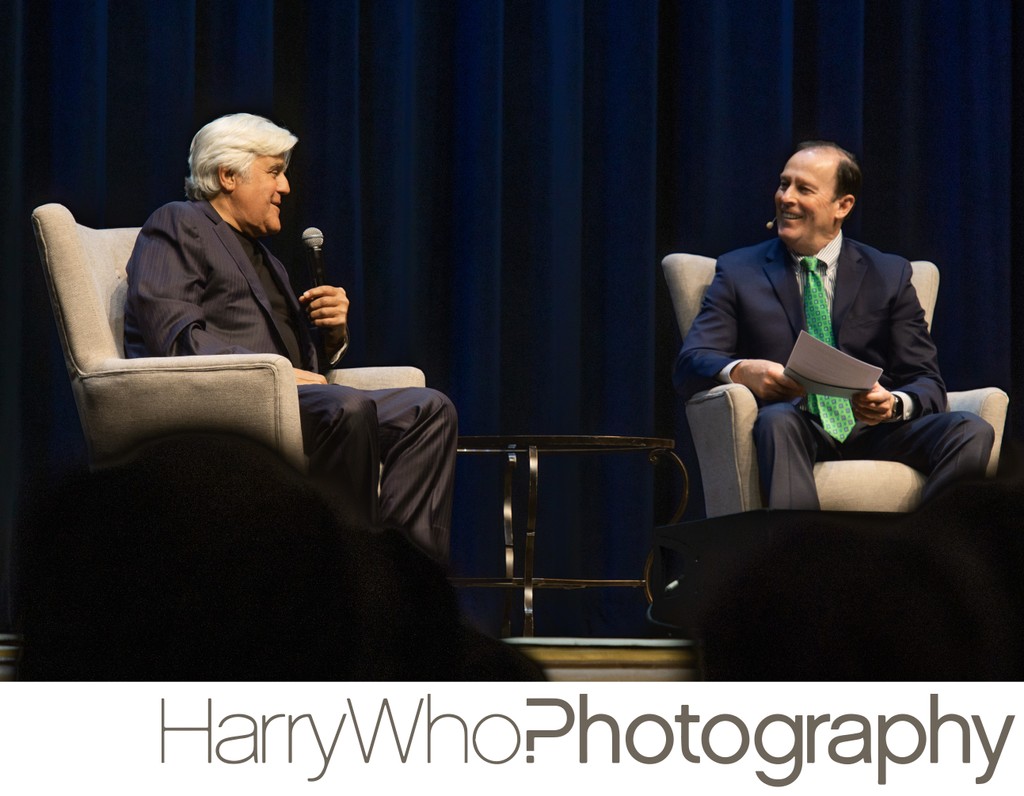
<box><xmin>695</xmin><ymin>470</ymin><xmax>1024</xmax><ymax>681</ymax></box>
<box><xmin>14</xmin><ymin>432</ymin><xmax>543</xmax><ymax>681</ymax></box>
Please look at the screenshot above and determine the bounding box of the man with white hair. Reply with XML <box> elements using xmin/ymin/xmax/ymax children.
<box><xmin>124</xmin><ymin>113</ymin><xmax>457</xmax><ymax>562</ymax></box>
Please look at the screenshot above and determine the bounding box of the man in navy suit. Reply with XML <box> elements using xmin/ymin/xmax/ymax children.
<box><xmin>124</xmin><ymin>113</ymin><xmax>457</xmax><ymax>562</ymax></box>
<box><xmin>674</xmin><ymin>141</ymin><xmax>993</xmax><ymax>509</ymax></box>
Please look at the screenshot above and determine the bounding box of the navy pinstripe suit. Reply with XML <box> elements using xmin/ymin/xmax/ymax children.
<box><xmin>124</xmin><ymin>200</ymin><xmax>457</xmax><ymax>561</ymax></box>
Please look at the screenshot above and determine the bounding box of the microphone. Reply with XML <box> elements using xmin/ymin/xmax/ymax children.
<box><xmin>765</xmin><ymin>218</ymin><xmax>776</xmax><ymax>230</ymax></box>
<box><xmin>301</xmin><ymin>227</ymin><xmax>327</xmax><ymax>287</ymax></box>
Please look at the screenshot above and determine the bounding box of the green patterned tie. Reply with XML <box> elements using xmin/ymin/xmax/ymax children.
<box><xmin>801</xmin><ymin>256</ymin><xmax>856</xmax><ymax>441</ymax></box>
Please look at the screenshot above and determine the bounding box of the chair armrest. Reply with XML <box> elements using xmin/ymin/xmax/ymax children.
<box><xmin>76</xmin><ymin>354</ymin><xmax>305</xmax><ymax>470</ymax></box>
<box><xmin>947</xmin><ymin>387</ymin><xmax>1009</xmax><ymax>477</ymax></box>
<box><xmin>685</xmin><ymin>383</ymin><xmax>762</xmax><ymax>516</ymax></box>
<box><xmin>327</xmin><ymin>366</ymin><xmax>426</xmax><ymax>390</ymax></box>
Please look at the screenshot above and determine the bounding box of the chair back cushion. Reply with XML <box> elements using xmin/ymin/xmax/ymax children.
<box><xmin>908</xmin><ymin>260</ymin><xmax>938</xmax><ymax>331</ymax></box>
<box><xmin>661</xmin><ymin>253</ymin><xmax>716</xmax><ymax>338</ymax></box>
<box><xmin>32</xmin><ymin>203</ymin><xmax>141</xmax><ymax>372</ymax></box>
<box><xmin>661</xmin><ymin>252</ymin><xmax>940</xmax><ymax>338</ymax></box>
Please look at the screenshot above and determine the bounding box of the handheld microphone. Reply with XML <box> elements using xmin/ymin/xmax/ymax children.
<box><xmin>301</xmin><ymin>227</ymin><xmax>327</xmax><ymax>287</ymax></box>
<box><xmin>300</xmin><ymin>227</ymin><xmax>332</xmax><ymax>364</ymax></box>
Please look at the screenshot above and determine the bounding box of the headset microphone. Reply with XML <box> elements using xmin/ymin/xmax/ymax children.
<box><xmin>765</xmin><ymin>219</ymin><xmax>776</xmax><ymax>230</ymax></box>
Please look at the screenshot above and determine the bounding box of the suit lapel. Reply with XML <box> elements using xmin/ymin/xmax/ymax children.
<box><xmin>832</xmin><ymin>240</ymin><xmax>866</xmax><ymax>334</ymax></box>
<box><xmin>198</xmin><ymin>201</ymin><xmax>318</xmax><ymax>370</ymax></box>
<box><xmin>200</xmin><ymin>202</ymin><xmax>277</xmax><ymax>316</ymax></box>
<box><xmin>258</xmin><ymin>242</ymin><xmax>320</xmax><ymax>371</ymax></box>
<box><xmin>763</xmin><ymin>240</ymin><xmax>804</xmax><ymax>338</ymax></box>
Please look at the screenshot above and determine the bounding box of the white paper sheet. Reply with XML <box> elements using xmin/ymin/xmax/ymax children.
<box><xmin>783</xmin><ymin>330</ymin><xmax>883</xmax><ymax>398</ymax></box>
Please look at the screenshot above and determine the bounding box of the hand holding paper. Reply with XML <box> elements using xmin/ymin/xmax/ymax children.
<box><xmin>731</xmin><ymin>358</ymin><xmax>806</xmax><ymax>402</ymax></box>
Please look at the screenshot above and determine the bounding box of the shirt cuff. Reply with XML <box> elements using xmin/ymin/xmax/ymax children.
<box><xmin>327</xmin><ymin>330</ymin><xmax>349</xmax><ymax>367</ymax></box>
<box><xmin>892</xmin><ymin>390</ymin><xmax>915</xmax><ymax>421</ymax></box>
<box><xmin>719</xmin><ymin>360</ymin><xmax>741</xmax><ymax>383</ymax></box>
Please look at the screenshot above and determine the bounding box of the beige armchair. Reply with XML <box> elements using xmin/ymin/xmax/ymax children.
<box><xmin>662</xmin><ymin>252</ymin><xmax>1008</xmax><ymax>517</ymax></box>
<box><xmin>31</xmin><ymin>202</ymin><xmax>426</xmax><ymax>472</ymax></box>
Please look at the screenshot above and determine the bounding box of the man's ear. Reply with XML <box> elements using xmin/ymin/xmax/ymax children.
<box><xmin>835</xmin><ymin>194</ymin><xmax>855</xmax><ymax>221</ymax></box>
<box><xmin>218</xmin><ymin>165</ymin><xmax>237</xmax><ymax>193</ymax></box>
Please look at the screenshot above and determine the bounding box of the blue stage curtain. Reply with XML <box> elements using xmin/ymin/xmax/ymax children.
<box><xmin>2</xmin><ymin>0</ymin><xmax>1020</xmax><ymax>637</ymax></box>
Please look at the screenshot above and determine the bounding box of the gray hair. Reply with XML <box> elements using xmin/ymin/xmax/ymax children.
<box><xmin>184</xmin><ymin>113</ymin><xmax>298</xmax><ymax>200</ymax></box>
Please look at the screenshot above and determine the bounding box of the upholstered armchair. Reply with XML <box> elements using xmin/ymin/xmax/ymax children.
<box><xmin>662</xmin><ymin>252</ymin><xmax>1008</xmax><ymax>518</ymax></box>
<box><xmin>31</xmin><ymin>203</ymin><xmax>426</xmax><ymax>471</ymax></box>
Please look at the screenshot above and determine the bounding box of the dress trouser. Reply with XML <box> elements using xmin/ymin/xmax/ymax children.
<box><xmin>297</xmin><ymin>384</ymin><xmax>458</xmax><ymax>562</ymax></box>
<box><xmin>752</xmin><ymin>402</ymin><xmax>995</xmax><ymax>510</ymax></box>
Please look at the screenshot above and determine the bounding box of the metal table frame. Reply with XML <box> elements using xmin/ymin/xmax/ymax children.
<box><xmin>451</xmin><ymin>435</ymin><xmax>688</xmax><ymax>636</ymax></box>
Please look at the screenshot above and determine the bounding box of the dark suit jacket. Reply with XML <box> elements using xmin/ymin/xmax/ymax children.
<box><xmin>123</xmin><ymin>200</ymin><xmax>319</xmax><ymax>370</ymax></box>
<box><xmin>673</xmin><ymin>237</ymin><xmax>947</xmax><ymax>414</ymax></box>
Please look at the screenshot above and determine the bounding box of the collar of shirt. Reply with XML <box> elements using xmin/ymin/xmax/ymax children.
<box><xmin>229</xmin><ymin>224</ymin><xmax>260</xmax><ymax>264</ymax></box>
<box><xmin>790</xmin><ymin>233</ymin><xmax>843</xmax><ymax>306</ymax></box>
<box><xmin>788</xmin><ymin>231</ymin><xmax>843</xmax><ymax>277</ymax></box>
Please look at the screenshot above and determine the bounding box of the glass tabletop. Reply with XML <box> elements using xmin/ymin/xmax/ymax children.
<box><xmin>456</xmin><ymin>435</ymin><xmax>676</xmax><ymax>453</ymax></box>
